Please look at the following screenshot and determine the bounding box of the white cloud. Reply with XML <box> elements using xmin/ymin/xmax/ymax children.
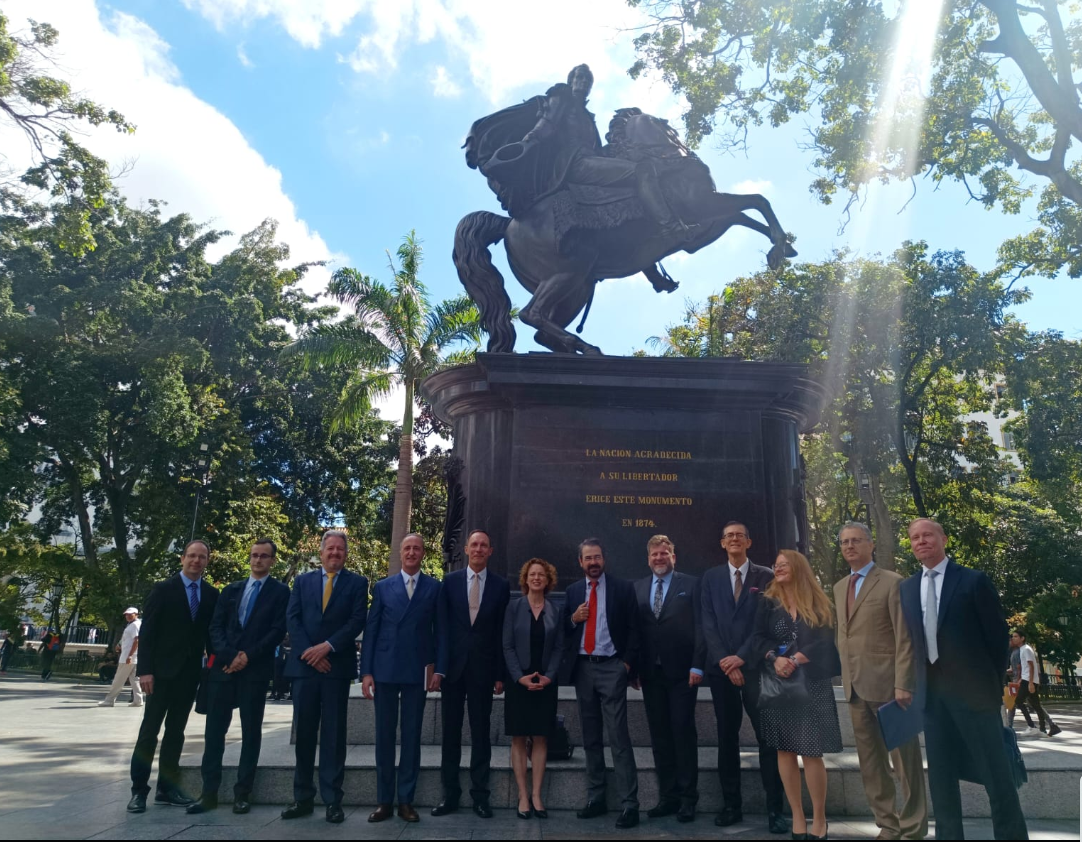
<box><xmin>236</xmin><ymin>42</ymin><xmax>254</xmax><ymax>68</ymax></box>
<box><xmin>430</xmin><ymin>65</ymin><xmax>461</xmax><ymax>98</ymax></box>
<box><xmin>179</xmin><ymin>0</ymin><xmax>666</xmax><ymax>107</ymax></box>
<box><xmin>728</xmin><ymin>179</ymin><xmax>773</xmax><ymax>195</ymax></box>
<box><xmin>1</xmin><ymin>0</ymin><xmax>337</xmax><ymax>296</ymax></box>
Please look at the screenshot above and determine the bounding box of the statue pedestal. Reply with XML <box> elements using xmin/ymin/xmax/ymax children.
<box><xmin>422</xmin><ymin>354</ymin><xmax>824</xmax><ymax>585</ymax></box>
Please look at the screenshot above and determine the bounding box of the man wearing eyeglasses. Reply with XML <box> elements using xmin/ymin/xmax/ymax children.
<box><xmin>833</xmin><ymin>522</ymin><xmax>925</xmax><ymax>840</ymax></box>
<box><xmin>188</xmin><ymin>539</ymin><xmax>289</xmax><ymax>815</ymax></box>
<box><xmin>700</xmin><ymin>521</ymin><xmax>787</xmax><ymax>834</ymax></box>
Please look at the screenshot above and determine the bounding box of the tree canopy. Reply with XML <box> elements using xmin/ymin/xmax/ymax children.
<box><xmin>629</xmin><ymin>0</ymin><xmax>1082</xmax><ymax>276</ymax></box>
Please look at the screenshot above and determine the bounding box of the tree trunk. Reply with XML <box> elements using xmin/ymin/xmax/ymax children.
<box><xmin>388</xmin><ymin>381</ymin><xmax>415</xmax><ymax>575</ymax></box>
<box><xmin>867</xmin><ymin>473</ymin><xmax>896</xmax><ymax>570</ymax></box>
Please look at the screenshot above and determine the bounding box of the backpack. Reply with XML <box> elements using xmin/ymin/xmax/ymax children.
<box><xmin>547</xmin><ymin>714</ymin><xmax>574</xmax><ymax>760</ymax></box>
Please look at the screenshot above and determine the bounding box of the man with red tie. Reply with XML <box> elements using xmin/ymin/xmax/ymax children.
<box><xmin>559</xmin><ymin>538</ymin><xmax>641</xmax><ymax>829</ymax></box>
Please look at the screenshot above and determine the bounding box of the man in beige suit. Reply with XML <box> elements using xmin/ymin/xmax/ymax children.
<box><xmin>833</xmin><ymin>522</ymin><xmax>927</xmax><ymax>840</ymax></box>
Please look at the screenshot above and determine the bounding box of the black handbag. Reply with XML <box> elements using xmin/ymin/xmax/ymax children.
<box><xmin>759</xmin><ymin>662</ymin><xmax>811</xmax><ymax>708</ymax></box>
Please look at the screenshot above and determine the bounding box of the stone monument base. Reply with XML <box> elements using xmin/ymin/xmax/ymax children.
<box><xmin>422</xmin><ymin>353</ymin><xmax>825</xmax><ymax>582</ymax></box>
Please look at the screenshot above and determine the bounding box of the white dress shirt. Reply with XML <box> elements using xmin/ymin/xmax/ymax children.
<box><xmin>919</xmin><ymin>557</ymin><xmax>949</xmax><ymax>620</ymax></box>
<box><xmin>578</xmin><ymin>573</ymin><xmax>615</xmax><ymax>657</ymax></box>
<box><xmin>729</xmin><ymin>560</ymin><xmax>750</xmax><ymax>597</ymax></box>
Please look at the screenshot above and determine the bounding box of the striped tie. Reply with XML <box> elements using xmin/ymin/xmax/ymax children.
<box><xmin>188</xmin><ymin>582</ymin><xmax>199</xmax><ymax>620</ymax></box>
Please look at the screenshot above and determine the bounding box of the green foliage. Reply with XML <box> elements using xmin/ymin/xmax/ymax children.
<box><xmin>0</xmin><ymin>195</ymin><xmax>401</xmax><ymax>632</ymax></box>
<box><xmin>629</xmin><ymin>0</ymin><xmax>1082</xmax><ymax>275</ymax></box>
<box><xmin>0</xmin><ymin>14</ymin><xmax>134</xmax><ymax>255</ymax></box>
<box><xmin>644</xmin><ymin>248</ymin><xmax>1082</xmax><ymax>612</ymax></box>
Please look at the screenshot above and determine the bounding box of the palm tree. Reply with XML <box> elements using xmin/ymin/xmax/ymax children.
<box><xmin>284</xmin><ymin>231</ymin><xmax>482</xmax><ymax>573</ymax></box>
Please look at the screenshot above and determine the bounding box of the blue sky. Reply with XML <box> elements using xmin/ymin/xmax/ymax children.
<box><xmin>5</xmin><ymin>0</ymin><xmax>1079</xmax><ymax>389</ymax></box>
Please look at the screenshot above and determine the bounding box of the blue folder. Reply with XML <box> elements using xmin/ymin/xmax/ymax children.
<box><xmin>876</xmin><ymin>699</ymin><xmax>924</xmax><ymax>752</ymax></box>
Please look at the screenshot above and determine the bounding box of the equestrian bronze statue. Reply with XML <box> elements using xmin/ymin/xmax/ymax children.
<box><xmin>454</xmin><ymin>63</ymin><xmax>797</xmax><ymax>355</ymax></box>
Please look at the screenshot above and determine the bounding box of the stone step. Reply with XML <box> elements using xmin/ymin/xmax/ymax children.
<box><xmin>178</xmin><ymin>729</ymin><xmax>1078</xmax><ymax>820</ymax></box>
<box><xmin>341</xmin><ymin>684</ymin><xmax>876</xmax><ymax>748</ymax></box>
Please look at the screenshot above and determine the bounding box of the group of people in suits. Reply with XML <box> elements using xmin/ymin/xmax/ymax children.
<box><xmin>120</xmin><ymin>515</ymin><xmax>1032</xmax><ymax>840</ymax></box>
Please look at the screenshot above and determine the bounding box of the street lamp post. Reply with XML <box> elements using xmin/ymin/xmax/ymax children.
<box><xmin>190</xmin><ymin>442</ymin><xmax>210</xmax><ymax>542</ymax></box>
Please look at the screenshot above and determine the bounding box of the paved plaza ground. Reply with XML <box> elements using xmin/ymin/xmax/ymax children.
<box><xmin>0</xmin><ymin>673</ymin><xmax>1078</xmax><ymax>840</ymax></box>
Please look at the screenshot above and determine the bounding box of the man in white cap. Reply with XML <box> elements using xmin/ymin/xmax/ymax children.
<box><xmin>99</xmin><ymin>607</ymin><xmax>143</xmax><ymax>707</ymax></box>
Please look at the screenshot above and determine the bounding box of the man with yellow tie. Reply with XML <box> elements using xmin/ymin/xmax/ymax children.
<box><xmin>280</xmin><ymin>531</ymin><xmax>369</xmax><ymax>825</ymax></box>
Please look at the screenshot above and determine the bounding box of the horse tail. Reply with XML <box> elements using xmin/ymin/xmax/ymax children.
<box><xmin>453</xmin><ymin>211</ymin><xmax>515</xmax><ymax>353</ymax></box>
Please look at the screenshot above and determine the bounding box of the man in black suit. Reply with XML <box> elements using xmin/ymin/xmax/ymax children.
<box><xmin>188</xmin><ymin>539</ymin><xmax>289</xmax><ymax>815</ymax></box>
<box><xmin>281</xmin><ymin>531</ymin><xmax>369</xmax><ymax>824</ymax></box>
<box><xmin>900</xmin><ymin>518</ymin><xmax>1028</xmax><ymax>840</ymax></box>
<box><xmin>432</xmin><ymin>530</ymin><xmax>511</xmax><ymax>819</ymax></box>
<box><xmin>560</xmin><ymin>537</ymin><xmax>641</xmax><ymax>829</ymax></box>
<box><xmin>127</xmin><ymin>540</ymin><xmax>220</xmax><ymax>813</ymax></box>
<box><xmin>633</xmin><ymin>535</ymin><xmax>704</xmax><ymax>823</ymax></box>
<box><xmin>700</xmin><ymin>521</ymin><xmax>787</xmax><ymax>834</ymax></box>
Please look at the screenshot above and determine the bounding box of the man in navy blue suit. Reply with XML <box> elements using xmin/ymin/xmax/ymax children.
<box><xmin>280</xmin><ymin>531</ymin><xmax>368</xmax><ymax>825</ymax></box>
<box><xmin>188</xmin><ymin>539</ymin><xmax>289</xmax><ymax>815</ymax></box>
<box><xmin>900</xmin><ymin>518</ymin><xmax>1028</xmax><ymax>840</ymax></box>
<box><xmin>700</xmin><ymin>522</ymin><xmax>787</xmax><ymax>834</ymax></box>
<box><xmin>560</xmin><ymin>537</ymin><xmax>641</xmax><ymax>829</ymax></box>
<box><xmin>361</xmin><ymin>533</ymin><xmax>441</xmax><ymax>824</ymax></box>
<box><xmin>432</xmin><ymin>529</ymin><xmax>510</xmax><ymax>819</ymax></box>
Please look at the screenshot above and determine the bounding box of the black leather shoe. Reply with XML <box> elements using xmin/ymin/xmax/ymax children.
<box><xmin>431</xmin><ymin>799</ymin><xmax>459</xmax><ymax>816</ymax></box>
<box><xmin>232</xmin><ymin>800</ymin><xmax>250</xmax><ymax>814</ymax></box>
<box><xmin>185</xmin><ymin>797</ymin><xmax>218</xmax><ymax>814</ymax></box>
<box><xmin>647</xmin><ymin>801</ymin><xmax>679</xmax><ymax>818</ymax></box>
<box><xmin>154</xmin><ymin>790</ymin><xmax>194</xmax><ymax>807</ymax></box>
<box><xmin>126</xmin><ymin>794</ymin><xmax>146</xmax><ymax>813</ymax></box>
<box><xmin>677</xmin><ymin>804</ymin><xmax>695</xmax><ymax>823</ymax></box>
<box><xmin>281</xmin><ymin>799</ymin><xmax>314</xmax><ymax>819</ymax></box>
<box><xmin>577</xmin><ymin>800</ymin><xmax>608</xmax><ymax>819</ymax></box>
<box><xmin>615</xmin><ymin>808</ymin><xmax>640</xmax><ymax>829</ymax></box>
<box><xmin>473</xmin><ymin>802</ymin><xmax>493</xmax><ymax>819</ymax></box>
<box><xmin>326</xmin><ymin>804</ymin><xmax>345</xmax><ymax>824</ymax></box>
<box><xmin>769</xmin><ymin>811</ymin><xmax>791</xmax><ymax>834</ymax></box>
<box><xmin>397</xmin><ymin>803</ymin><xmax>420</xmax><ymax>822</ymax></box>
<box><xmin>806</xmin><ymin>822</ymin><xmax>828</xmax><ymax>840</ymax></box>
<box><xmin>715</xmin><ymin>807</ymin><xmax>743</xmax><ymax>827</ymax></box>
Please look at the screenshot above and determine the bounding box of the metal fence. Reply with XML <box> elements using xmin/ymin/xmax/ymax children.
<box><xmin>1041</xmin><ymin>673</ymin><xmax>1081</xmax><ymax>701</ymax></box>
<box><xmin>5</xmin><ymin>649</ymin><xmax>104</xmax><ymax>679</ymax></box>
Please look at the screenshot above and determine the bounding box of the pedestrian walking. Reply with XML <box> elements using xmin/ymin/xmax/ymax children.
<box><xmin>99</xmin><ymin>608</ymin><xmax>143</xmax><ymax>707</ymax></box>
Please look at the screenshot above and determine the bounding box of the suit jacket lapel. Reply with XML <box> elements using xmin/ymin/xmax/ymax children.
<box><xmin>659</xmin><ymin>573</ymin><xmax>682</xmax><ymax>618</ymax></box>
<box><xmin>850</xmin><ymin>567</ymin><xmax>880</xmax><ymax>619</ymax></box>
<box><xmin>937</xmin><ymin>561</ymin><xmax>960</xmax><ymax>623</ymax></box>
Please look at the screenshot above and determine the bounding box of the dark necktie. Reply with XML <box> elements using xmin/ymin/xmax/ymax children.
<box><xmin>653</xmin><ymin>578</ymin><xmax>664</xmax><ymax>619</ymax></box>
<box><xmin>733</xmin><ymin>569</ymin><xmax>742</xmax><ymax>602</ymax></box>
<box><xmin>846</xmin><ymin>572</ymin><xmax>860</xmax><ymax>621</ymax></box>
<box><xmin>584</xmin><ymin>581</ymin><xmax>598</xmax><ymax>654</ymax></box>
<box><xmin>188</xmin><ymin>581</ymin><xmax>199</xmax><ymax>620</ymax></box>
<box><xmin>241</xmin><ymin>580</ymin><xmax>262</xmax><ymax>628</ymax></box>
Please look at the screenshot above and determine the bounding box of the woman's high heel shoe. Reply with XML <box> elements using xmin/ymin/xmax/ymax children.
<box><xmin>517</xmin><ymin>800</ymin><xmax>533</xmax><ymax>820</ymax></box>
<box><xmin>531</xmin><ymin>798</ymin><xmax>548</xmax><ymax>819</ymax></box>
<box><xmin>791</xmin><ymin>832</ymin><xmax>807</xmax><ymax>840</ymax></box>
<box><xmin>807</xmin><ymin>823</ymin><xmax>828</xmax><ymax>840</ymax></box>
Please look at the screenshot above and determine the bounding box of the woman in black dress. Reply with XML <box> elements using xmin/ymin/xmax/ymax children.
<box><xmin>502</xmin><ymin>559</ymin><xmax>564</xmax><ymax>819</ymax></box>
<box><xmin>751</xmin><ymin>549</ymin><xmax>842</xmax><ymax>841</ymax></box>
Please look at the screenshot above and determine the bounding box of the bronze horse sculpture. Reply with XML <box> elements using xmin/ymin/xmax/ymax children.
<box><xmin>454</xmin><ymin>105</ymin><xmax>796</xmax><ymax>356</ymax></box>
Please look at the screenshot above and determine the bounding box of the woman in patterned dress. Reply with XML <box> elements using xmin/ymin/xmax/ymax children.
<box><xmin>751</xmin><ymin>550</ymin><xmax>842</xmax><ymax>840</ymax></box>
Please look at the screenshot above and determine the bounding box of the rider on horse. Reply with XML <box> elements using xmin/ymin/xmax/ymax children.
<box><xmin>469</xmin><ymin>64</ymin><xmax>693</xmax><ymax>242</ymax></box>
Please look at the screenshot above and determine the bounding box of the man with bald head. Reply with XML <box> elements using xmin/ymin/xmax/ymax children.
<box><xmin>899</xmin><ymin>518</ymin><xmax>1027</xmax><ymax>840</ymax></box>
<box><xmin>361</xmin><ymin>533</ymin><xmax>442</xmax><ymax>824</ymax></box>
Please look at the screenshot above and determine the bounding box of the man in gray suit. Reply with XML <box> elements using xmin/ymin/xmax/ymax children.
<box><xmin>560</xmin><ymin>538</ymin><xmax>641</xmax><ymax>829</ymax></box>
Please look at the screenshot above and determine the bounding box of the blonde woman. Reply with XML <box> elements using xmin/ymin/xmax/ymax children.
<box><xmin>502</xmin><ymin>559</ymin><xmax>564</xmax><ymax>819</ymax></box>
<box><xmin>751</xmin><ymin>550</ymin><xmax>842</xmax><ymax>841</ymax></box>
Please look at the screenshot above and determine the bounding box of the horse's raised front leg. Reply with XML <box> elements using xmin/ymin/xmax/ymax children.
<box><xmin>520</xmin><ymin>273</ymin><xmax>603</xmax><ymax>355</ymax></box>
<box><xmin>711</xmin><ymin>194</ymin><xmax>797</xmax><ymax>268</ymax></box>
